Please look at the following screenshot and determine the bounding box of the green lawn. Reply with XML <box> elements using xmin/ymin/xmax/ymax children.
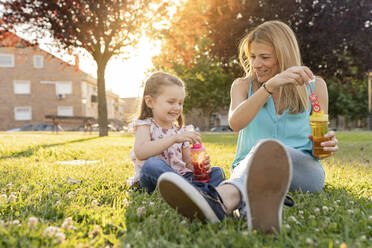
<box><xmin>0</xmin><ymin>131</ymin><xmax>371</xmax><ymax>247</ymax></box>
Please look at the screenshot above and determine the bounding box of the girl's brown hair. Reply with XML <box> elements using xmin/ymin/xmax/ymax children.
<box><xmin>138</xmin><ymin>72</ymin><xmax>185</xmax><ymax>127</ymax></box>
<box><xmin>239</xmin><ymin>20</ymin><xmax>309</xmax><ymax>114</ymax></box>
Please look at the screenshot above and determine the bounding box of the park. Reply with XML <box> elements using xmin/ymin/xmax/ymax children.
<box><xmin>0</xmin><ymin>0</ymin><xmax>371</xmax><ymax>247</ymax></box>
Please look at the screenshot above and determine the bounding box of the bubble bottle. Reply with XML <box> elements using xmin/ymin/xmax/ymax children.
<box><xmin>190</xmin><ymin>143</ymin><xmax>210</xmax><ymax>182</ymax></box>
<box><xmin>308</xmin><ymin>79</ymin><xmax>332</xmax><ymax>159</ymax></box>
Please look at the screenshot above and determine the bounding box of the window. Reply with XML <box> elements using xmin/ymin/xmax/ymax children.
<box><xmin>55</xmin><ymin>81</ymin><xmax>72</xmax><ymax>95</ymax></box>
<box><xmin>13</xmin><ymin>80</ymin><xmax>31</xmax><ymax>94</ymax></box>
<box><xmin>33</xmin><ymin>55</ymin><xmax>44</xmax><ymax>68</ymax></box>
<box><xmin>14</xmin><ymin>107</ymin><xmax>32</xmax><ymax>120</ymax></box>
<box><xmin>58</xmin><ymin>106</ymin><xmax>73</xmax><ymax>116</ymax></box>
<box><xmin>0</xmin><ymin>53</ymin><xmax>15</xmax><ymax>67</ymax></box>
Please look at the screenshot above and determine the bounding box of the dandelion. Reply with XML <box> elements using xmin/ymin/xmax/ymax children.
<box><xmin>122</xmin><ymin>198</ymin><xmax>129</xmax><ymax>207</ymax></box>
<box><xmin>28</xmin><ymin>217</ymin><xmax>39</xmax><ymax>228</ymax></box>
<box><xmin>8</xmin><ymin>194</ymin><xmax>17</xmax><ymax>202</ymax></box>
<box><xmin>347</xmin><ymin>209</ymin><xmax>354</xmax><ymax>214</ymax></box>
<box><xmin>322</xmin><ymin>206</ymin><xmax>329</xmax><ymax>212</ymax></box>
<box><xmin>54</xmin><ymin>232</ymin><xmax>66</xmax><ymax>243</ymax></box>
<box><xmin>43</xmin><ymin>226</ymin><xmax>61</xmax><ymax>238</ymax></box>
<box><xmin>136</xmin><ymin>206</ymin><xmax>146</xmax><ymax>217</ymax></box>
<box><xmin>91</xmin><ymin>199</ymin><xmax>99</xmax><ymax>207</ymax></box>
<box><xmin>0</xmin><ymin>194</ymin><xmax>7</xmax><ymax>201</ymax></box>
<box><xmin>61</xmin><ymin>217</ymin><xmax>74</xmax><ymax>230</ymax></box>
<box><xmin>313</xmin><ymin>207</ymin><xmax>320</xmax><ymax>214</ymax></box>
<box><xmin>306</xmin><ymin>238</ymin><xmax>314</xmax><ymax>245</ymax></box>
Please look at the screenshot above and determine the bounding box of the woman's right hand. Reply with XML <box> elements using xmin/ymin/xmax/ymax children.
<box><xmin>266</xmin><ymin>66</ymin><xmax>314</xmax><ymax>91</ymax></box>
<box><xmin>174</xmin><ymin>131</ymin><xmax>201</xmax><ymax>144</ymax></box>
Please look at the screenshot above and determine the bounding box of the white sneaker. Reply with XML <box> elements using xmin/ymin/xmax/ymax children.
<box><xmin>244</xmin><ymin>139</ymin><xmax>292</xmax><ymax>234</ymax></box>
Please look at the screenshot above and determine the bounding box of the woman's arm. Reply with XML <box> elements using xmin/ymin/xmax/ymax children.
<box><xmin>228</xmin><ymin>78</ymin><xmax>272</xmax><ymax>131</ymax></box>
<box><xmin>134</xmin><ymin>126</ymin><xmax>202</xmax><ymax>160</ymax></box>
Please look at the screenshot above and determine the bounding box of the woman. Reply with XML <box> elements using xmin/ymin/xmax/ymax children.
<box><xmin>156</xmin><ymin>20</ymin><xmax>339</xmax><ymax>234</ymax></box>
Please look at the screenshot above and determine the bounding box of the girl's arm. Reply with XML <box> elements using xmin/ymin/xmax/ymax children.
<box><xmin>134</xmin><ymin>125</ymin><xmax>201</xmax><ymax>161</ymax></box>
<box><xmin>182</xmin><ymin>147</ymin><xmax>193</xmax><ymax>171</ymax></box>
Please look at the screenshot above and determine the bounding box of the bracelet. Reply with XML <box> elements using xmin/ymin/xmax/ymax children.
<box><xmin>262</xmin><ymin>83</ymin><xmax>272</xmax><ymax>95</ymax></box>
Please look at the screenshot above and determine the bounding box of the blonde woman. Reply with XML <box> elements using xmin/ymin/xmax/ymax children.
<box><xmin>157</xmin><ymin>21</ymin><xmax>338</xmax><ymax>234</ymax></box>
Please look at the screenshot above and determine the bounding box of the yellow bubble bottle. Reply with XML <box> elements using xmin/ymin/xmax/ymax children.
<box><xmin>310</xmin><ymin>110</ymin><xmax>332</xmax><ymax>159</ymax></box>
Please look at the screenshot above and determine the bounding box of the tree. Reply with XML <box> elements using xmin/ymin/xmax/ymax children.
<box><xmin>155</xmin><ymin>0</ymin><xmax>372</xmax><ymax>120</ymax></box>
<box><xmin>0</xmin><ymin>0</ymin><xmax>169</xmax><ymax>136</ymax></box>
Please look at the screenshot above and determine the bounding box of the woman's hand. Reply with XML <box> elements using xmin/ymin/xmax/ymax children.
<box><xmin>309</xmin><ymin>131</ymin><xmax>339</xmax><ymax>159</ymax></box>
<box><xmin>266</xmin><ymin>66</ymin><xmax>314</xmax><ymax>91</ymax></box>
<box><xmin>174</xmin><ymin>131</ymin><xmax>201</xmax><ymax>144</ymax></box>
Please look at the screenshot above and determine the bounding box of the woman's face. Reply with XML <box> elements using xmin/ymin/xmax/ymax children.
<box><xmin>250</xmin><ymin>41</ymin><xmax>280</xmax><ymax>83</ymax></box>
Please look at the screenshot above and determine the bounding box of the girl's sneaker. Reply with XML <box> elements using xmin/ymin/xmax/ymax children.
<box><xmin>243</xmin><ymin>139</ymin><xmax>292</xmax><ymax>234</ymax></box>
<box><xmin>157</xmin><ymin>172</ymin><xmax>226</xmax><ymax>224</ymax></box>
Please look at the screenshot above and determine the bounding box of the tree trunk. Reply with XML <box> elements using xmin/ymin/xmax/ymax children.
<box><xmin>97</xmin><ymin>61</ymin><xmax>108</xmax><ymax>137</ymax></box>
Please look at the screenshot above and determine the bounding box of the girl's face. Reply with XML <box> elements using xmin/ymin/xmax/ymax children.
<box><xmin>250</xmin><ymin>41</ymin><xmax>280</xmax><ymax>83</ymax></box>
<box><xmin>146</xmin><ymin>84</ymin><xmax>185</xmax><ymax>128</ymax></box>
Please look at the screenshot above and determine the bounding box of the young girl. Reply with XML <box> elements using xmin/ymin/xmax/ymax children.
<box><xmin>128</xmin><ymin>72</ymin><xmax>225</xmax><ymax>193</ymax></box>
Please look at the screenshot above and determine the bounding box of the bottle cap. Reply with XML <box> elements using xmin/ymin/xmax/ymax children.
<box><xmin>191</xmin><ymin>143</ymin><xmax>204</xmax><ymax>150</ymax></box>
<box><xmin>309</xmin><ymin>110</ymin><xmax>328</xmax><ymax>122</ymax></box>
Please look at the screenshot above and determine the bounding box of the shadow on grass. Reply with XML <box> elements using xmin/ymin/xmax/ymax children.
<box><xmin>0</xmin><ymin>136</ymin><xmax>100</xmax><ymax>161</ymax></box>
<box><xmin>123</xmin><ymin>183</ymin><xmax>371</xmax><ymax>247</ymax></box>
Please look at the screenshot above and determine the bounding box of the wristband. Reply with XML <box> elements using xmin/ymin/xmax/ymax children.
<box><xmin>262</xmin><ymin>83</ymin><xmax>272</xmax><ymax>95</ymax></box>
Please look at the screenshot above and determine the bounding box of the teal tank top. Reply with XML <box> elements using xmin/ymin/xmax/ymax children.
<box><xmin>231</xmin><ymin>80</ymin><xmax>316</xmax><ymax>169</ymax></box>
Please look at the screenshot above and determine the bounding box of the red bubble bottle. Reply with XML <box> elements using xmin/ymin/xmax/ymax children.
<box><xmin>190</xmin><ymin>143</ymin><xmax>210</xmax><ymax>182</ymax></box>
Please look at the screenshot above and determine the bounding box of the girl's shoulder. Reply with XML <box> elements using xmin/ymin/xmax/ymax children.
<box><xmin>130</xmin><ymin>118</ymin><xmax>153</xmax><ymax>135</ymax></box>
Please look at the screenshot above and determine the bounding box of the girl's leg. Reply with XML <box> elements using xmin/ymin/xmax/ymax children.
<box><xmin>140</xmin><ymin>157</ymin><xmax>176</xmax><ymax>194</ymax></box>
<box><xmin>208</xmin><ymin>167</ymin><xmax>226</xmax><ymax>187</ymax></box>
<box><xmin>286</xmin><ymin>147</ymin><xmax>325</xmax><ymax>193</ymax></box>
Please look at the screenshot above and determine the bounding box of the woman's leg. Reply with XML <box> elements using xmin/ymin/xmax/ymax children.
<box><xmin>286</xmin><ymin>147</ymin><xmax>325</xmax><ymax>193</ymax></box>
<box><xmin>208</xmin><ymin>166</ymin><xmax>226</xmax><ymax>187</ymax></box>
<box><xmin>139</xmin><ymin>157</ymin><xmax>176</xmax><ymax>194</ymax></box>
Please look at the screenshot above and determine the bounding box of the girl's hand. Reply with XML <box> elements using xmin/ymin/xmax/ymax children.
<box><xmin>266</xmin><ymin>66</ymin><xmax>314</xmax><ymax>90</ymax></box>
<box><xmin>174</xmin><ymin>131</ymin><xmax>201</xmax><ymax>144</ymax></box>
<box><xmin>203</xmin><ymin>155</ymin><xmax>211</xmax><ymax>173</ymax></box>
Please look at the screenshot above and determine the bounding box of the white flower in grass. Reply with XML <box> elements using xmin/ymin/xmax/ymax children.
<box><xmin>61</xmin><ymin>217</ymin><xmax>74</xmax><ymax>230</ymax></box>
<box><xmin>6</xmin><ymin>183</ymin><xmax>13</xmax><ymax>190</ymax></box>
<box><xmin>122</xmin><ymin>198</ymin><xmax>129</xmax><ymax>207</ymax></box>
<box><xmin>125</xmin><ymin>244</ymin><xmax>131</xmax><ymax>248</ymax></box>
<box><xmin>347</xmin><ymin>209</ymin><xmax>354</xmax><ymax>214</ymax></box>
<box><xmin>334</xmin><ymin>240</ymin><xmax>340</xmax><ymax>245</ymax></box>
<box><xmin>66</xmin><ymin>191</ymin><xmax>74</xmax><ymax>199</ymax></box>
<box><xmin>298</xmin><ymin>210</ymin><xmax>304</xmax><ymax>215</ymax></box>
<box><xmin>368</xmin><ymin>215</ymin><xmax>372</xmax><ymax>221</ymax></box>
<box><xmin>350</xmin><ymin>201</ymin><xmax>354</xmax><ymax>205</ymax></box>
<box><xmin>0</xmin><ymin>194</ymin><xmax>7</xmax><ymax>201</ymax></box>
<box><xmin>180</xmin><ymin>220</ymin><xmax>187</xmax><ymax>227</ymax></box>
<box><xmin>314</xmin><ymin>228</ymin><xmax>319</xmax><ymax>232</ymax></box>
<box><xmin>288</xmin><ymin>216</ymin><xmax>299</xmax><ymax>224</ymax></box>
<box><xmin>28</xmin><ymin>217</ymin><xmax>39</xmax><ymax>228</ymax></box>
<box><xmin>284</xmin><ymin>224</ymin><xmax>290</xmax><ymax>229</ymax></box>
<box><xmin>359</xmin><ymin>235</ymin><xmax>366</xmax><ymax>241</ymax></box>
<box><xmin>339</xmin><ymin>242</ymin><xmax>347</xmax><ymax>248</ymax></box>
<box><xmin>309</xmin><ymin>215</ymin><xmax>315</xmax><ymax>219</ymax></box>
<box><xmin>8</xmin><ymin>194</ymin><xmax>17</xmax><ymax>202</ymax></box>
<box><xmin>54</xmin><ymin>231</ymin><xmax>66</xmax><ymax>243</ymax></box>
<box><xmin>56</xmin><ymin>200</ymin><xmax>61</xmax><ymax>205</ymax></box>
<box><xmin>136</xmin><ymin>206</ymin><xmax>146</xmax><ymax>217</ymax></box>
<box><xmin>43</xmin><ymin>226</ymin><xmax>61</xmax><ymax>238</ymax></box>
<box><xmin>91</xmin><ymin>199</ymin><xmax>99</xmax><ymax>207</ymax></box>
<box><xmin>53</xmin><ymin>193</ymin><xmax>60</xmax><ymax>198</ymax></box>
<box><xmin>242</xmin><ymin>231</ymin><xmax>249</xmax><ymax>236</ymax></box>
<box><xmin>313</xmin><ymin>207</ymin><xmax>320</xmax><ymax>214</ymax></box>
<box><xmin>9</xmin><ymin>220</ymin><xmax>20</xmax><ymax>225</ymax></box>
<box><xmin>306</xmin><ymin>238</ymin><xmax>314</xmax><ymax>245</ymax></box>
<box><xmin>322</xmin><ymin>206</ymin><xmax>329</xmax><ymax>212</ymax></box>
<box><xmin>149</xmin><ymin>201</ymin><xmax>155</xmax><ymax>207</ymax></box>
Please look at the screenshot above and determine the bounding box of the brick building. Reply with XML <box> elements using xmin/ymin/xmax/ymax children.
<box><xmin>0</xmin><ymin>31</ymin><xmax>135</xmax><ymax>131</ymax></box>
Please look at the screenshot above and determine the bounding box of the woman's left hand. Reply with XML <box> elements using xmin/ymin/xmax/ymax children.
<box><xmin>203</xmin><ymin>155</ymin><xmax>211</xmax><ymax>173</ymax></box>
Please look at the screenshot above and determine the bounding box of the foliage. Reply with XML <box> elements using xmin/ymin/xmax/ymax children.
<box><xmin>0</xmin><ymin>0</ymin><xmax>169</xmax><ymax>136</ymax></box>
<box><xmin>0</xmin><ymin>132</ymin><xmax>371</xmax><ymax>247</ymax></box>
<box><xmin>154</xmin><ymin>0</ymin><xmax>372</xmax><ymax>119</ymax></box>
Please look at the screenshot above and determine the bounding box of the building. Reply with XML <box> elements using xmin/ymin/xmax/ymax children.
<box><xmin>0</xmin><ymin>31</ymin><xmax>132</xmax><ymax>131</ymax></box>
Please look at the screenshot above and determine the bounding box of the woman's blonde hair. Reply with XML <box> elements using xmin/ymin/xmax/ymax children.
<box><xmin>239</xmin><ymin>20</ymin><xmax>309</xmax><ymax>113</ymax></box>
<box><xmin>138</xmin><ymin>71</ymin><xmax>184</xmax><ymax>127</ymax></box>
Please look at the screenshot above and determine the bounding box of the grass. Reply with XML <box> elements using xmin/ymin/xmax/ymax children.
<box><xmin>0</xmin><ymin>131</ymin><xmax>371</xmax><ymax>247</ymax></box>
